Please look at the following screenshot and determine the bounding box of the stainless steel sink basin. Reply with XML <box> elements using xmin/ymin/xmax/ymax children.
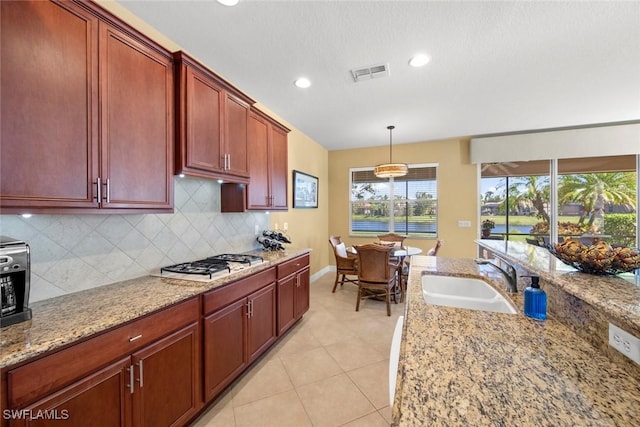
<box><xmin>421</xmin><ymin>275</ymin><xmax>517</xmax><ymax>314</ymax></box>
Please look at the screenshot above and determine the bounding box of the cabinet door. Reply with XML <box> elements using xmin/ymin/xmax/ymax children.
<box><xmin>203</xmin><ymin>299</ymin><xmax>247</xmax><ymax>402</ymax></box>
<box><xmin>0</xmin><ymin>0</ymin><xmax>100</xmax><ymax>209</ymax></box>
<box><xmin>131</xmin><ymin>323</ymin><xmax>200</xmax><ymax>427</ymax></box>
<box><xmin>224</xmin><ymin>93</ymin><xmax>249</xmax><ymax>178</ymax></box>
<box><xmin>16</xmin><ymin>357</ymin><xmax>131</xmax><ymax>427</ymax></box>
<box><xmin>277</xmin><ymin>274</ymin><xmax>297</xmax><ymax>335</ymax></box>
<box><xmin>295</xmin><ymin>268</ymin><xmax>311</xmax><ymax>319</ymax></box>
<box><xmin>182</xmin><ymin>66</ymin><xmax>224</xmax><ymax>174</ymax></box>
<box><xmin>99</xmin><ymin>23</ymin><xmax>173</xmax><ymax>210</ymax></box>
<box><xmin>246</xmin><ymin>113</ymin><xmax>271</xmax><ymax>209</ymax></box>
<box><xmin>269</xmin><ymin>126</ymin><xmax>289</xmax><ymax>210</ymax></box>
<box><xmin>247</xmin><ymin>283</ymin><xmax>277</xmax><ymax>362</ymax></box>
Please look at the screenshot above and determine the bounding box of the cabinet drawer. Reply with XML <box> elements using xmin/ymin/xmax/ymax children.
<box><xmin>277</xmin><ymin>254</ymin><xmax>310</xmax><ymax>279</ymax></box>
<box><xmin>204</xmin><ymin>267</ymin><xmax>276</xmax><ymax>314</ymax></box>
<box><xmin>7</xmin><ymin>297</ymin><xmax>199</xmax><ymax>408</ymax></box>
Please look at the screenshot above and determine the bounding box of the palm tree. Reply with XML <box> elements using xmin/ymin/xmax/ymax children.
<box><xmin>558</xmin><ymin>172</ymin><xmax>636</xmax><ymax>226</ymax></box>
<box><xmin>506</xmin><ymin>176</ymin><xmax>550</xmax><ymax>223</ymax></box>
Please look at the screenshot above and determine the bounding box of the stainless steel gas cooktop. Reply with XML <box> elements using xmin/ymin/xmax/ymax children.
<box><xmin>160</xmin><ymin>254</ymin><xmax>264</xmax><ymax>281</ymax></box>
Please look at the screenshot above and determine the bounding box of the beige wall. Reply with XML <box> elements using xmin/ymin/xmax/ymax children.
<box><xmin>328</xmin><ymin>138</ymin><xmax>479</xmax><ymax>260</ymax></box>
<box><xmin>260</xmin><ymin>107</ymin><xmax>330</xmax><ymax>277</ymax></box>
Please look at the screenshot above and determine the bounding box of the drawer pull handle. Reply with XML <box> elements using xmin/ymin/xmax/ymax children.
<box><xmin>129</xmin><ymin>334</ymin><xmax>142</xmax><ymax>342</ymax></box>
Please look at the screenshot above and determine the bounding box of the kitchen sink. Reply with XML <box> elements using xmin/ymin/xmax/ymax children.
<box><xmin>421</xmin><ymin>275</ymin><xmax>517</xmax><ymax>314</ymax></box>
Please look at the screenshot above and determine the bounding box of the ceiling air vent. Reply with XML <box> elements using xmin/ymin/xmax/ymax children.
<box><xmin>350</xmin><ymin>63</ymin><xmax>390</xmax><ymax>82</ymax></box>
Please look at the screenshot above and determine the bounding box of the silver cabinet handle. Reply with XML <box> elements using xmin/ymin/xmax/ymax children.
<box><xmin>137</xmin><ymin>360</ymin><xmax>144</xmax><ymax>388</ymax></box>
<box><xmin>95</xmin><ymin>177</ymin><xmax>101</xmax><ymax>202</ymax></box>
<box><xmin>246</xmin><ymin>301</ymin><xmax>251</xmax><ymax>317</ymax></box>
<box><xmin>227</xmin><ymin>154</ymin><xmax>231</xmax><ymax>170</ymax></box>
<box><xmin>129</xmin><ymin>334</ymin><xmax>142</xmax><ymax>342</ymax></box>
<box><xmin>104</xmin><ymin>178</ymin><xmax>110</xmax><ymax>203</ymax></box>
<box><xmin>127</xmin><ymin>365</ymin><xmax>134</xmax><ymax>394</ymax></box>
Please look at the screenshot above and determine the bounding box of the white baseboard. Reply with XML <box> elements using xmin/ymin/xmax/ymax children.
<box><xmin>311</xmin><ymin>266</ymin><xmax>333</xmax><ymax>282</ymax></box>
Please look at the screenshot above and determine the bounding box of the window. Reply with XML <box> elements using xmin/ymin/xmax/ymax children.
<box><xmin>480</xmin><ymin>155</ymin><xmax>638</xmax><ymax>248</ymax></box>
<box><xmin>350</xmin><ymin>164</ymin><xmax>438</xmax><ymax>237</ymax></box>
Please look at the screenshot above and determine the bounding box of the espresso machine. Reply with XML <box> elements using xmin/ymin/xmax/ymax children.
<box><xmin>1</xmin><ymin>236</ymin><xmax>32</xmax><ymax>327</ymax></box>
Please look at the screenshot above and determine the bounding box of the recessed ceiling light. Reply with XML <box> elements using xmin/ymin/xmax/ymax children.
<box><xmin>294</xmin><ymin>77</ymin><xmax>311</xmax><ymax>88</ymax></box>
<box><xmin>217</xmin><ymin>0</ymin><xmax>239</xmax><ymax>6</ymax></box>
<box><xmin>409</xmin><ymin>54</ymin><xmax>431</xmax><ymax>68</ymax></box>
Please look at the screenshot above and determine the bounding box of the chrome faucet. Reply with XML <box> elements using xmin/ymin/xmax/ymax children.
<box><xmin>474</xmin><ymin>258</ymin><xmax>519</xmax><ymax>293</ymax></box>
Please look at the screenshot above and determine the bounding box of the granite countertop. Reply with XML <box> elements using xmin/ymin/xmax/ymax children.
<box><xmin>392</xmin><ymin>255</ymin><xmax>640</xmax><ymax>426</ymax></box>
<box><xmin>0</xmin><ymin>248</ymin><xmax>310</xmax><ymax>369</ymax></box>
<box><xmin>477</xmin><ymin>239</ymin><xmax>640</xmax><ymax>331</ymax></box>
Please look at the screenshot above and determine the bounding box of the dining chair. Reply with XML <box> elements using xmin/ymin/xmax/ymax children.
<box><xmin>377</xmin><ymin>233</ymin><xmax>407</xmax><ymax>266</ymax></box>
<box><xmin>377</xmin><ymin>233</ymin><xmax>407</xmax><ymax>249</ymax></box>
<box><xmin>426</xmin><ymin>239</ymin><xmax>443</xmax><ymax>256</ymax></box>
<box><xmin>329</xmin><ymin>235</ymin><xmax>358</xmax><ymax>293</ymax></box>
<box><xmin>397</xmin><ymin>240</ymin><xmax>443</xmax><ymax>302</ymax></box>
<box><xmin>354</xmin><ymin>243</ymin><xmax>398</xmax><ymax>316</ymax></box>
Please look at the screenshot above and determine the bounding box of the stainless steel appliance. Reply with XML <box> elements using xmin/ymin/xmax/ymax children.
<box><xmin>1</xmin><ymin>236</ymin><xmax>32</xmax><ymax>327</ymax></box>
<box><xmin>160</xmin><ymin>254</ymin><xmax>264</xmax><ymax>281</ymax></box>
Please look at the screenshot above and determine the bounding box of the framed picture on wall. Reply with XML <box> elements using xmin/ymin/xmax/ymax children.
<box><xmin>293</xmin><ymin>170</ymin><xmax>318</xmax><ymax>208</ymax></box>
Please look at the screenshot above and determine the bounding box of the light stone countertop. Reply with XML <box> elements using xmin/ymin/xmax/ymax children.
<box><xmin>0</xmin><ymin>248</ymin><xmax>310</xmax><ymax>369</ymax></box>
<box><xmin>392</xmin><ymin>255</ymin><xmax>640</xmax><ymax>426</ymax></box>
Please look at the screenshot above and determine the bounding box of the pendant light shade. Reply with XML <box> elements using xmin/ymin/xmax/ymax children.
<box><xmin>374</xmin><ymin>125</ymin><xmax>408</xmax><ymax>178</ymax></box>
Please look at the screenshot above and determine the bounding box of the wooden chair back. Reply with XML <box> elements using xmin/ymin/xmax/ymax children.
<box><xmin>376</xmin><ymin>233</ymin><xmax>406</xmax><ymax>249</ymax></box>
<box><xmin>329</xmin><ymin>235</ymin><xmax>342</xmax><ymax>249</ymax></box>
<box><xmin>427</xmin><ymin>240</ymin><xmax>443</xmax><ymax>256</ymax></box>
<box><xmin>355</xmin><ymin>244</ymin><xmax>394</xmax><ymax>284</ymax></box>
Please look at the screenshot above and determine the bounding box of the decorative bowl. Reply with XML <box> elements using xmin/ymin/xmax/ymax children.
<box><xmin>547</xmin><ymin>240</ymin><xmax>640</xmax><ymax>276</ymax></box>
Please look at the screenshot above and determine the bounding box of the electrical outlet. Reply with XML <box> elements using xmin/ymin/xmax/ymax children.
<box><xmin>283</xmin><ymin>222</ymin><xmax>288</xmax><ymax>231</ymax></box>
<box><xmin>254</xmin><ymin>225</ymin><xmax>259</xmax><ymax>236</ymax></box>
<box><xmin>458</xmin><ymin>220</ymin><xmax>471</xmax><ymax>228</ymax></box>
<box><xmin>609</xmin><ymin>323</ymin><xmax>640</xmax><ymax>365</ymax></box>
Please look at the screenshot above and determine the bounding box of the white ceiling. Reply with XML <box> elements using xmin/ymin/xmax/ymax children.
<box><xmin>118</xmin><ymin>0</ymin><xmax>640</xmax><ymax>151</ymax></box>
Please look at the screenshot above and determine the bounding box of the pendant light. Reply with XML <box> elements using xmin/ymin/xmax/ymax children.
<box><xmin>374</xmin><ymin>125</ymin><xmax>408</xmax><ymax>178</ymax></box>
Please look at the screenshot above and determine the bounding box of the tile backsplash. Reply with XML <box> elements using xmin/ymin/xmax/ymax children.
<box><xmin>0</xmin><ymin>177</ymin><xmax>269</xmax><ymax>302</ymax></box>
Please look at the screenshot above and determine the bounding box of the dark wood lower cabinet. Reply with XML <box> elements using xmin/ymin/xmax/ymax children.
<box><xmin>17</xmin><ymin>357</ymin><xmax>131</xmax><ymax>427</ymax></box>
<box><xmin>277</xmin><ymin>254</ymin><xmax>311</xmax><ymax>335</ymax></box>
<box><xmin>203</xmin><ymin>280</ymin><xmax>277</xmax><ymax>402</ymax></box>
<box><xmin>1</xmin><ymin>255</ymin><xmax>311</xmax><ymax>427</ymax></box>
<box><xmin>132</xmin><ymin>323</ymin><xmax>200</xmax><ymax>427</ymax></box>
<box><xmin>3</xmin><ymin>299</ymin><xmax>200</xmax><ymax>427</ymax></box>
<box><xmin>247</xmin><ymin>284</ymin><xmax>277</xmax><ymax>362</ymax></box>
<box><xmin>203</xmin><ymin>299</ymin><xmax>247</xmax><ymax>401</ymax></box>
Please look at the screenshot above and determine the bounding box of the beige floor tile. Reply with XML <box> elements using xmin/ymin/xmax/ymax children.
<box><xmin>280</xmin><ymin>346</ymin><xmax>343</xmax><ymax>387</ymax></box>
<box><xmin>346</xmin><ymin>315</ymin><xmax>398</xmax><ymax>346</ymax></box>
<box><xmin>297</xmin><ymin>373</ymin><xmax>376</xmax><ymax>427</ymax></box>
<box><xmin>324</xmin><ymin>336</ymin><xmax>386</xmax><ymax>372</ymax></box>
<box><xmin>340</xmin><ymin>411</ymin><xmax>390</xmax><ymax>427</ymax></box>
<box><xmin>347</xmin><ymin>359</ymin><xmax>391</xmax><ymax>409</ymax></box>
<box><xmin>378</xmin><ymin>406</ymin><xmax>393</xmax><ymax>424</ymax></box>
<box><xmin>272</xmin><ymin>323</ymin><xmax>323</xmax><ymax>357</ymax></box>
<box><xmin>191</xmin><ymin>272</ymin><xmax>398</xmax><ymax>427</ymax></box>
<box><xmin>233</xmin><ymin>390</ymin><xmax>312</xmax><ymax>427</ymax></box>
<box><xmin>231</xmin><ymin>357</ymin><xmax>294</xmax><ymax>407</ymax></box>
<box><xmin>190</xmin><ymin>392</ymin><xmax>235</xmax><ymax>427</ymax></box>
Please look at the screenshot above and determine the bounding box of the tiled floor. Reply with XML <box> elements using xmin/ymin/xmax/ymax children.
<box><xmin>191</xmin><ymin>272</ymin><xmax>405</xmax><ymax>427</ymax></box>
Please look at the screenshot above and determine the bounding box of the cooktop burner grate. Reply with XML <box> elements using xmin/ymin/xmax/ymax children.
<box><xmin>161</xmin><ymin>259</ymin><xmax>230</xmax><ymax>279</ymax></box>
<box><xmin>207</xmin><ymin>254</ymin><xmax>264</xmax><ymax>265</ymax></box>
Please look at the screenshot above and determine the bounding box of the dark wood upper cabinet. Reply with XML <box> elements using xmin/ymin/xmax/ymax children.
<box><xmin>0</xmin><ymin>0</ymin><xmax>174</xmax><ymax>213</ymax></box>
<box><xmin>221</xmin><ymin>108</ymin><xmax>290</xmax><ymax>211</ymax></box>
<box><xmin>174</xmin><ymin>51</ymin><xmax>253</xmax><ymax>182</ymax></box>
<box><xmin>0</xmin><ymin>0</ymin><xmax>100</xmax><ymax>210</ymax></box>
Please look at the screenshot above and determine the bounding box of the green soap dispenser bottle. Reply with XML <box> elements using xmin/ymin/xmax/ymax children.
<box><xmin>523</xmin><ymin>275</ymin><xmax>546</xmax><ymax>320</ymax></box>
